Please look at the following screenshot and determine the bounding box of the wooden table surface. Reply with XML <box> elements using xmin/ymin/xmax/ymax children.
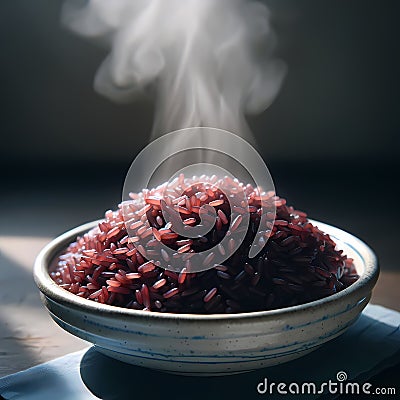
<box><xmin>0</xmin><ymin>235</ymin><xmax>399</xmax><ymax>378</ymax></box>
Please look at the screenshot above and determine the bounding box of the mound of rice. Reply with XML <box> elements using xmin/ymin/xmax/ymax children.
<box><xmin>51</xmin><ymin>175</ymin><xmax>358</xmax><ymax>313</ymax></box>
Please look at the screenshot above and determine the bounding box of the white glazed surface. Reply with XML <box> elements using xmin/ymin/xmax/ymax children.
<box><xmin>34</xmin><ymin>220</ymin><xmax>378</xmax><ymax>375</ymax></box>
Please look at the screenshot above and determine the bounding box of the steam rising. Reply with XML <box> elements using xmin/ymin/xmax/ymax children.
<box><xmin>62</xmin><ymin>0</ymin><xmax>285</xmax><ymax>137</ymax></box>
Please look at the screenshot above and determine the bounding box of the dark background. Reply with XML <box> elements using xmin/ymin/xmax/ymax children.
<box><xmin>0</xmin><ymin>0</ymin><xmax>399</xmax><ymax>271</ymax></box>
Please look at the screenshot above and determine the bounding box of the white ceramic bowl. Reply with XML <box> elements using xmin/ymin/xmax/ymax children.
<box><xmin>34</xmin><ymin>220</ymin><xmax>378</xmax><ymax>376</ymax></box>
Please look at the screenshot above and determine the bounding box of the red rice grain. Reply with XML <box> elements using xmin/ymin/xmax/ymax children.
<box><xmin>203</xmin><ymin>287</ymin><xmax>218</xmax><ymax>302</ymax></box>
<box><xmin>163</xmin><ymin>288</ymin><xmax>180</xmax><ymax>299</ymax></box>
<box><xmin>178</xmin><ymin>268</ymin><xmax>187</xmax><ymax>284</ymax></box>
<box><xmin>152</xmin><ymin>278</ymin><xmax>167</xmax><ymax>289</ymax></box>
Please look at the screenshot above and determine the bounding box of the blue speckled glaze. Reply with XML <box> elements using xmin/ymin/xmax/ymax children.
<box><xmin>281</xmin><ymin>298</ymin><xmax>365</xmax><ymax>332</ymax></box>
<box><xmin>48</xmin><ymin>294</ymin><xmax>364</xmax><ymax>361</ymax></box>
<box><xmin>97</xmin><ymin>345</ymin><xmax>319</xmax><ymax>363</ymax></box>
<box><xmin>55</xmin><ymin>295</ymin><xmax>365</xmax><ymax>340</ymax></box>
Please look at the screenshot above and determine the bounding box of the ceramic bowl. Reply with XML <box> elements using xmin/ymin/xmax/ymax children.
<box><xmin>34</xmin><ymin>220</ymin><xmax>378</xmax><ymax>376</ymax></box>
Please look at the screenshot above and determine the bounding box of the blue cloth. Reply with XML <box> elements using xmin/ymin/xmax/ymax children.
<box><xmin>0</xmin><ymin>304</ymin><xmax>399</xmax><ymax>400</ymax></box>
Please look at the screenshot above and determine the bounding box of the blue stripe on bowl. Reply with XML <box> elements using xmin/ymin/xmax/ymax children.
<box><xmin>51</xmin><ymin>311</ymin><xmax>355</xmax><ymax>362</ymax></box>
<box><xmin>96</xmin><ymin>334</ymin><xmax>333</xmax><ymax>364</ymax></box>
<box><xmin>48</xmin><ymin>294</ymin><xmax>366</xmax><ymax>341</ymax></box>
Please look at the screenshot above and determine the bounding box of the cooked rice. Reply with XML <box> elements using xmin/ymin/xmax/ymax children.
<box><xmin>51</xmin><ymin>175</ymin><xmax>358</xmax><ymax>313</ymax></box>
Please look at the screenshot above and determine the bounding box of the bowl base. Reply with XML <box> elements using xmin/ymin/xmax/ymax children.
<box><xmin>94</xmin><ymin>345</ymin><xmax>319</xmax><ymax>376</ymax></box>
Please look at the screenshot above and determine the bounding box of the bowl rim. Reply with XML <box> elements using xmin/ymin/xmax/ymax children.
<box><xmin>34</xmin><ymin>219</ymin><xmax>379</xmax><ymax>323</ymax></box>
